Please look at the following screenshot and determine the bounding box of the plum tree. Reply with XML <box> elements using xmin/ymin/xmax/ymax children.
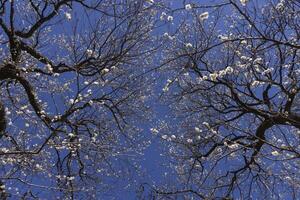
<box><xmin>154</xmin><ymin>0</ymin><xmax>300</xmax><ymax>199</ymax></box>
<box><xmin>0</xmin><ymin>0</ymin><xmax>157</xmax><ymax>199</ymax></box>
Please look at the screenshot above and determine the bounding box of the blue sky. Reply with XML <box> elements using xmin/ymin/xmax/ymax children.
<box><xmin>1</xmin><ymin>0</ymin><xmax>299</xmax><ymax>199</ymax></box>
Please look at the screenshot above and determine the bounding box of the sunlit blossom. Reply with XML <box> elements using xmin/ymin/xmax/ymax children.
<box><xmin>185</xmin><ymin>4</ymin><xmax>192</xmax><ymax>10</ymax></box>
<box><xmin>240</xmin><ymin>0</ymin><xmax>248</xmax><ymax>6</ymax></box>
<box><xmin>65</xmin><ymin>12</ymin><xmax>72</xmax><ymax>20</ymax></box>
<box><xmin>199</xmin><ymin>12</ymin><xmax>209</xmax><ymax>21</ymax></box>
<box><xmin>167</xmin><ymin>15</ymin><xmax>173</xmax><ymax>21</ymax></box>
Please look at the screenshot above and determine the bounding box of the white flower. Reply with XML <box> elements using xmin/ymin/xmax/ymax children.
<box><xmin>160</xmin><ymin>12</ymin><xmax>167</xmax><ymax>20</ymax></box>
<box><xmin>228</xmin><ymin>143</ymin><xmax>239</xmax><ymax>149</ymax></box>
<box><xmin>185</xmin><ymin>4</ymin><xmax>192</xmax><ymax>10</ymax></box>
<box><xmin>68</xmin><ymin>133</ymin><xmax>75</xmax><ymax>137</ymax></box>
<box><xmin>46</xmin><ymin>63</ymin><xmax>53</xmax><ymax>73</ymax></box>
<box><xmin>199</xmin><ymin>12</ymin><xmax>209</xmax><ymax>21</ymax></box>
<box><xmin>102</xmin><ymin>68</ymin><xmax>109</xmax><ymax>73</ymax></box>
<box><xmin>65</xmin><ymin>12</ymin><xmax>72</xmax><ymax>20</ymax></box>
<box><xmin>254</xmin><ymin>57</ymin><xmax>263</xmax><ymax>64</ymax></box>
<box><xmin>202</xmin><ymin>121</ymin><xmax>210</xmax><ymax>127</ymax></box>
<box><xmin>150</xmin><ymin>128</ymin><xmax>159</xmax><ymax>134</ymax></box>
<box><xmin>84</xmin><ymin>81</ymin><xmax>89</xmax><ymax>85</ymax></box>
<box><xmin>251</xmin><ymin>80</ymin><xmax>260</xmax><ymax>87</ymax></box>
<box><xmin>86</xmin><ymin>49</ymin><xmax>94</xmax><ymax>57</ymax></box>
<box><xmin>226</xmin><ymin>66</ymin><xmax>234</xmax><ymax>74</ymax></box>
<box><xmin>67</xmin><ymin>176</ymin><xmax>75</xmax><ymax>181</ymax></box>
<box><xmin>241</xmin><ymin>40</ymin><xmax>247</xmax><ymax>45</ymax></box>
<box><xmin>171</xmin><ymin>135</ymin><xmax>176</xmax><ymax>139</ymax></box>
<box><xmin>185</xmin><ymin>43</ymin><xmax>193</xmax><ymax>48</ymax></box>
<box><xmin>146</xmin><ymin>0</ymin><xmax>154</xmax><ymax>4</ymax></box>
<box><xmin>209</xmin><ymin>72</ymin><xmax>218</xmax><ymax>81</ymax></box>
<box><xmin>262</xmin><ymin>68</ymin><xmax>273</xmax><ymax>75</ymax></box>
<box><xmin>240</xmin><ymin>0</ymin><xmax>248</xmax><ymax>6</ymax></box>
<box><xmin>271</xmin><ymin>151</ymin><xmax>280</xmax><ymax>156</ymax></box>
<box><xmin>167</xmin><ymin>15</ymin><xmax>173</xmax><ymax>22</ymax></box>
<box><xmin>168</xmin><ymin>35</ymin><xmax>175</xmax><ymax>40</ymax></box>
<box><xmin>5</xmin><ymin>109</ymin><xmax>11</xmax><ymax>115</ymax></box>
<box><xmin>161</xmin><ymin>135</ymin><xmax>168</xmax><ymax>140</ymax></box>
<box><xmin>194</xmin><ymin>127</ymin><xmax>202</xmax><ymax>133</ymax></box>
<box><xmin>218</xmin><ymin>35</ymin><xmax>229</xmax><ymax>41</ymax></box>
<box><xmin>69</xmin><ymin>99</ymin><xmax>74</xmax><ymax>104</ymax></box>
<box><xmin>240</xmin><ymin>56</ymin><xmax>248</xmax><ymax>60</ymax></box>
<box><xmin>276</xmin><ymin>2</ymin><xmax>284</xmax><ymax>11</ymax></box>
<box><xmin>162</xmin><ymin>86</ymin><xmax>169</xmax><ymax>92</ymax></box>
<box><xmin>163</xmin><ymin>32</ymin><xmax>169</xmax><ymax>37</ymax></box>
<box><xmin>20</xmin><ymin>105</ymin><xmax>28</xmax><ymax>110</ymax></box>
<box><xmin>35</xmin><ymin>164</ymin><xmax>43</xmax><ymax>170</ymax></box>
<box><xmin>187</xmin><ymin>138</ymin><xmax>193</xmax><ymax>143</ymax></box>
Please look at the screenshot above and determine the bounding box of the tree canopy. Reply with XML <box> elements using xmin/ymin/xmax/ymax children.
<box><xmin>0</xmin><ymin>0</ymin><xmax>299</xmax><ymax>199</ymax></box>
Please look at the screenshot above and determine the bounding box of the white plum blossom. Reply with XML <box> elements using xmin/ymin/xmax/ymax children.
<box><xmin>68</xmin><ymin>133</ymin><xmax>75</xmax><ymax>137</ymax></box>
<box><xmin>65</xmin><ymin>12</ymin><xmax>72</xmax><ymax>20</ymax></box>
<box><xmin>163</xmin><ymin>32</ymin><xmax>169</xmax><ymax>37</ymax></box>
<box><xmin>146</xmin><ymin>0</ymin><xmax>154</xmax><ymax>4</ymax></box>
<box><xmin>291</xmin><ymin>88</ymin><xmax>297</xmax><ymax>93</ymax></box>
<box><xmin>162</xmin><ymin>84</ymin><xmax>169</xmax><ymax>92</ymax></box>
<box><xmin>163</xmin><ymin>32</ymin><xmax>175</xmax><ymax>40</ymax></box>
<box><xmin>241</xmin><ymin>40</ymin><xmax>247</xmax><ymax>45</ymax></box>
<box><xmin>161</xmin><ymin>135</ymin><xmax>168</xmax><ymax>140</ymax></box>
<box><xmin>185</xmin><ymin>43</ymin><xmax>193</xmax><ymax>48</ymax></box>
<box><xmin>69</xmin><ymin>98</ymin><xmax>75</xmax><ymax>104</ymax></box>
<box><xmin>271</xmin><ymin>151</ymin><xmax>280</xmax><ymax>156</ymax></box>
<box><xmin>67</xmin><ymin>176</ymin><xmax>75</xmax><ymax>181</ymax></box>
<box><xmin>251</xmin><ymin>80</ymin><xmax>261</xmax><ymax>87</ymax></box>
<box><xmin>202</xmin><ymin>121</ymin><xmax>210</xmax><ymax>127</ymax></box>
<box><xmin>225</xmin><ymin>66</ymin><xmax>234</xmax><ymax>74</ymax></box>
<box><xmin>240</xmin><ymin>0</ymin><xmax>248</xmax><ymax>6</ymax></box>
<box><xmin>88</xmin><ymin>100</ymin><xmax>94</xmax><ymax>105</ymax></box>
<box><xmin>150</xmin><ymin>128</ymin><xmax>159</xmax><ymax>134</ymax></box>
<box><xmin>45</xmin><ymin>63</ymin><xmax>53</xmax><ymax>73</ymax></box>
<box><xmin>167</xmin><ymin>16</ymin><xmax>173</xmax><ymax>22</ymax></box>
<box><xmin>195</xmin><ymin>127</ymin><xmax>202</xmax><ymax>133</ymax></box>
<box><xmin>199</xmin><ymin>12</ymin><xmax>209</xmax><ymax>21</ymax></box>
<box><xmin>218</xmin><ymin>35</ymin><xmax>229</xmax><ymax>41</ymax></box>
<box><xmin>187</xmin><ymin>138</ymin><xmax>193</xmax><ymax>143</ymax></box>
<box><xmin>171</xmin><ymin>135</ymin><xmax>176</xmax><ymax>139</ymax></box>
<box><xmin>86</xmin><ymin>49</ymin><xmax>94</xmax><ymax>57</ymax></box>
<box><xmin>185</xmin><ymin>4</ymin><xmax>192</xmax><ymax>10</ymax></box>
<box><xmin>209</xmin><ymin>72</ymin><xmax>218</xmax><ymax>81</ymax></box>
<box><xmin>160</xmin><ymin>12</ymin><xmax>167</xmax><ymax>20</ymax></box>
<box><xmin>262</xmin><ymin>68</ymin><xmax>273</xmax><ymax>75</ymax></box>
<box><xmin>254</xmin><ymin>57</ymin><xmax>263</xmax><ymax>64</ymax></box>
<box><xmin>102</xmin><ymin>68</ymin><xmax>109</xmax><ymax>73</ymax></box>
<box><xmin>228</xmin><ymin>143</ymin><xmax>239</xmax><ymax>149</ymax></box>
<box><xmin>276</xmin><ymin>2</ymin><xmax>284</xmax><ymax>11</ymax></box>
